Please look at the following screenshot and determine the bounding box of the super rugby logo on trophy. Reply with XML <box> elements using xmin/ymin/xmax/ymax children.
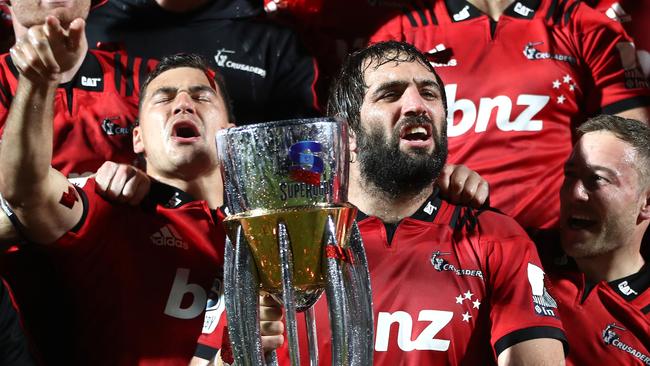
<box><xmin>279</xmin><ymin>141</ymin><xmax>332</xmax><ymax>202</ymax></box>
<box><xmin>216</xmin><ymin>118</ymin><xmax>373</xmax><ymax>366</ymax></box>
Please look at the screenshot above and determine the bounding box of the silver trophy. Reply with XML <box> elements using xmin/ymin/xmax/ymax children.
<box><xmin>216</xmin><ymin>118</ymin><xmax>373</xmax><ymax>366</ymax></box>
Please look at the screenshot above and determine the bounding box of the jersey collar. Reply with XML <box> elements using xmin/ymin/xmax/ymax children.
<box><xmin>444</xmin><ymin>0</ymin><xmax>541</xmax><ymax>22</ymax></box>
<box><xmin>355</xmin><ymin>188</ymin><xmax>442</xmax><ymax>223</ymax></box>
<box><xmin>142</xmin><ymin>180</ymin><xmax>196</xmax><ymax>210</ymax></box>
<box><xmin>608</xmin><ymin>264</ymin><xmax>650</xmax><ymax>302</ymax></box>
<box><xmin>6</xmin><ymin>52</ymin><xmax>105</xmax><ymax>92</ymax></box>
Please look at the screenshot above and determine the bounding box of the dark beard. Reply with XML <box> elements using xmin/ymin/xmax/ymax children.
<box><xmin>356</xmin><ymin>117</ymin><xmax>447</xmax><ymax>199</ymax></box>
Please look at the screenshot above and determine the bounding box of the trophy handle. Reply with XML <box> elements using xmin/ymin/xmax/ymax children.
<box><xmin>224</xmin><ymin>225</ymin><xmax>276</xmax><ymax>366</ymax></box>
<box><xmin>277</xmin><ymin>221</ymin><xmax>302</xmax><ymax>366</ymax></box>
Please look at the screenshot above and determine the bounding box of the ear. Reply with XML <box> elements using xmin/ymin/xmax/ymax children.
<box><xmin>133</xmin><ymin>125</ymin><xmax>144</xmax><ymax>154</ymax></box>
<box><xmin>638</xmin><ymin>189</ymin><xmax>650</xmax><ymax>222</ymax></box>
<box><xmin>348</xmin><ymin>128</ymin><xmax>357</xmax><ymax>154</ymax></box>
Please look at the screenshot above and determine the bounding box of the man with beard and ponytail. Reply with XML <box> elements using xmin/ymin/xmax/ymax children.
<box><xmin>270</xmin><ymin>40</ymin><xmax>568</xmax><ymax>365</ymax></box>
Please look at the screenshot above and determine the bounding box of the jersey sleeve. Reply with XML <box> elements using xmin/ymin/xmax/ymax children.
<box><xmin>53</xmin><ymin>178</ymin><xmax>117</xmax><ymax>250</ymax></box>
<box><xmin>479</xmin><ymin>213</ymin><xmax>568</xmax><ymax>357</ymax></box>
<box><xmin>575</xmin><ymin>4</ymin><xmax>650</xmax><ymax>115</ymax></box>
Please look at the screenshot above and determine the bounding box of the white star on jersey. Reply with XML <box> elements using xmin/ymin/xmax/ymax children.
<box><xmin>462</xmin><ymin>312</ymin><xmax>472</xmax><ymax>322</ymax></box>
<box><xmin>456</xmin><ymin>295</ymin><xmax>464</xmax><ymax>304</ymax></box>
<box><xmin>552</xmin><ymin>80</ymin><xmax>561</xmax><ymax>89</ymax></box>
<box><xmin>563</xmin><ymin>74</ymin><xmax>572</xmax><ymax>83</ymax></box>
<box><xmin>464</xmin><ymin>290</ymin><xmax>473</xmax><ymax>299</ymax></box>
<box><xmin>473</xmin><ymin>299</ymin><xmax>481</xmax><ymax>309</ymax></box>
<box><xmin>557</xmin><ymin>95</ymin><xmax>566</xmax><ymax>104</ymax></box>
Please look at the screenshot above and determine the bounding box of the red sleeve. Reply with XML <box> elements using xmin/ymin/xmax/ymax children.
<box><xmin>479</xmin><ymin>213</ymin><xmax>568</xmax><ymax>356</ymax></box>
<box><xmin>574</xmin><ymin>3</ymin><xmax>650</xmax><ymax>115</ymax></box>
<box><xmin>54</xmin><ymin>178</ymin><xmax>116</xmax><ymax>249</ymax></box>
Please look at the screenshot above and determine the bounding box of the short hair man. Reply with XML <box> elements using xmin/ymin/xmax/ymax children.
<box><xmin>548</xmin><ymin>114</ymin><xmax>650</xmax><ymax>365</ymax></box>
<box><xmin>273</xmin><ymin>40</ymin><xmax>567</xmax><ymax>365</ymax></box>
<box><xmin>0</xmin><ymin>34</ymin><xmax>230</xmax><ymax>364</ymax></box>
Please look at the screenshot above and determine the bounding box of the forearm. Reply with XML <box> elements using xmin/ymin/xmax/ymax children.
<box><xmin>0</xmin><ymin>76</ymin><xmax>57</xmax><ymax>207</ymax></box>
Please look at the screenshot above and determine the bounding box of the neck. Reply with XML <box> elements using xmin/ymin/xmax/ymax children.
<box><xmin>575</xmin><ymin>243</ymin><xmax>645</xmax><ymax>283</ymax></box>
<box><xmin>467</xmin><ymin>0</ymin><xmax>515</xmax><ymax>20</ymax></box>
<box><xmin>348</xmin><ymin>165</ymin><xmax>433</xmax><ymax>223</ymax></box>
<box><xmin>12</xmin><ymin>26</ymin><xmax>88</xmax><ymax>84</ymax></box>
<box><xmin>149</xmin><ymin>169</ymin><xmax>224</xmax><ymax>209</ymax></box>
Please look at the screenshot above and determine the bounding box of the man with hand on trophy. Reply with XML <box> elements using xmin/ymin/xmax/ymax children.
<box><xmin>0</xmin><ymin>31</ymin><xmax>282</xmax><ymax>363</ymax></box>
<box><xmin>264</xmin><ymin>40</ymin><xmax>568</xmax><ymax>365</ymax></box>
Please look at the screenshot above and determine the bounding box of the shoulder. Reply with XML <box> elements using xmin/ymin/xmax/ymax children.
<box><xmin>546</xmin><ymin>0</ymin><xmax>625</xmax><ymax>35</ymax></box>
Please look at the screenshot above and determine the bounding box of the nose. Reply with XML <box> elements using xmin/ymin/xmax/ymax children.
<box><xmin>401</xmin><ymin>87</ymin><xmax>428</xmax><ymax>117</ymax></box>
<box><xmin>562</xmin><ymin>177</ymin><xmax>589</xmax><ymax>203</ymax></box>
<box><xmin>173</xmin><ymin>91</ymin><xmax>195</xmax><ymax>115</ymax></box>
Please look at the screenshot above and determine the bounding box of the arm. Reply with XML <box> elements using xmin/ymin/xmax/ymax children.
<box><xmin>0</xmin><ymin>16</ymin><xmax>86</xmax><ymax>244</ymax></box>
<box><xmin>498</xmin><ymin>338</ymin><xmax>565</xmax><ymax>366</ymax></box>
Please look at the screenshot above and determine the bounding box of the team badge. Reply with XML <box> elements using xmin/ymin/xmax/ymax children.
<box><xmin>602</xmin><ymin>323</ymin><xmax>650</xmax><ymax>363</ymax></box>
<box><xmin>430</xmin><ymin>250</ymin><xmax>484</xmax><ymax>279</ymax></box>
<box><xmin>523</xmin><ymin>42</ymin><xmax>576</xmax><ymax>64</ymax></box>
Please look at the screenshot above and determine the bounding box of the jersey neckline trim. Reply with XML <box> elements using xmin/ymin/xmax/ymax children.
<box><xmin>444</xmin><ymin>0</ymin><xmax>541</xmax><ymax>22</ymax></box>
<box><xmin>356</xmin><ymin>188</ymin><xmax>442</xmax><ymax>223</ymax></box>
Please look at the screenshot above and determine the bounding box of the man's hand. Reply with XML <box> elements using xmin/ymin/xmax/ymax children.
<box><xmin>9</xmin><ymin>15</ymin><xmax>86</xmax><ymax>83</ymax></box>
<box><xmin>436</xmin><ymin>164</ymin><xmax>489</xmax><ymax>209</ymax></box>
<box><xmin>95</xmin><ymin>162</ymin><xmax>151</xmax><ymax>205</ymax></box>
<box><xmin>259</xmin><ymin>294</ymin><xmax>284</xmax><ymax>353</ymax></box>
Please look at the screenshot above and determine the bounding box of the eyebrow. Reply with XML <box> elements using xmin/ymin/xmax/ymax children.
<box><xmin>150</xmin><ymin>85</ymin><xmax>217</xmax><ymax>98</ymax></box>
<box><xmin>372</xmin><ymin>79</ymin><xmax>441</xmax><ymax>96</ymax></box>
<box><xmin>564</xmin><ymin>161</ymin><xmax>619</xmax><ymax>177</ymax></box>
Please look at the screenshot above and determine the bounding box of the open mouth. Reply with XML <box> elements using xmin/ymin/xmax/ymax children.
<box><xmin>400</xmin><ymin>124</ymin><xmax>432</xmax><ymax>141</ymax></box>
<box><xmin>172</xmin><ymin>121</ymin><xmax>200</xmax><ymax>140</ymax></box>
<box><xmin>567</xmin><ymin>216</ymin><xmax>597</xmax><ymax>230</ymax></box>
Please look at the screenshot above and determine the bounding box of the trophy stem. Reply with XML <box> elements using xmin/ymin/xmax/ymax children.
<box><xmin>342</xmin><ymin>222</ymin><xmax>374</xmax><ymax>365</ymax></box>
<box><xmin>322</xmin><ymin>215</ymin><xmax>351</xmax><ymax>366</ymax></box>
<box><xmin>224</xmin><ymin>225</ymin><xmax>268</xmax><ymax>366</ymax></box>
<box><xmin>305</xmin><ymin>306</ymin><xmax>319</xmax><ymax>366</ymax></box>
<box><xmin>278</xmin><ymin>221</ymin><xmax>301</xmax><ymax>366</ymax></box>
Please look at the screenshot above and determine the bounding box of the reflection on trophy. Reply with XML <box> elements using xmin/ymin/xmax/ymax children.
<box><xmin>216</xmin><ymin>118</ymin><xmax>373</xmax><ymax>366</ymax></box>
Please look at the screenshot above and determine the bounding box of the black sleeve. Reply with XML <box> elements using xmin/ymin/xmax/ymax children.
<box><xmin>0</xmin><ymin>280</ymin><xmax>36</xmax><ymax>366</ymax></box>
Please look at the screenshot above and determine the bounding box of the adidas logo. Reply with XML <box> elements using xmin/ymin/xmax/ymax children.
<box><xmin>151</xmin><ymin>225</ymin><xmax>189</xmax><ymax>250</ymax></box>
<box><xmin>427</xmin><ymin>44</ymin><xmax>458</xmax><ymax>67</ymax></box>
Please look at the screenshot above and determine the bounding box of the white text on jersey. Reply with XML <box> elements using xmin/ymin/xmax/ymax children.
<box><xmin>445</xmin><ymin>84</ymin><xmax>549</xmax><ymax>137</ymax></box>
<box><xmin>375</xmin><ymin>310</ymin><xmax>453</xmax><ymax>352</ymax></box>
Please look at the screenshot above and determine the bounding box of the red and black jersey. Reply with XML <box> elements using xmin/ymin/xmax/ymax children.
<box><xmin>1</xmin><ymin>179</ymin><xmax>225</xmax><ymax>365</ymax></box>
<box><xmin>270</xmin><ymin>193</ymin><xmax>567</xmax><ymax>365</ymax></box>
<box><xmin>370</xmin><ymin>0</ymin><xmax>650</xmax><ymax>231</ymax></box>
<box><xmin>549</xmin><ymin>261</ymin><xmax>650</xmax><ymax>365</ymax></box>
<box><xmin>0</xmin><ymin>50</ymin><xmax>156</xmax><ymax>178</ymax></box>
<box><xmin>586</xmin><ymin>0</ymin><xmax>650</xmax><ymax>81</ymax></box>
